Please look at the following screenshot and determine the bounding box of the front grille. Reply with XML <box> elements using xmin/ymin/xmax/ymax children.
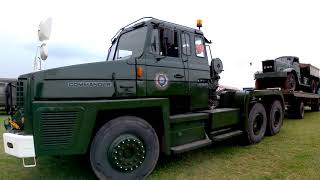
<box><xmin>16</xmin><ymin>81</ymin><xmax>24</xmax><ymax>108</ymax></box>
<box><xmin>262</xmin><ymin>60</ymin><xmax>275</xmax><ymax>73</ymax></box>
<box><xmin>40</xmin><ymin>111</ymin><xmax>78</xmax><ymax>147</ymax></box>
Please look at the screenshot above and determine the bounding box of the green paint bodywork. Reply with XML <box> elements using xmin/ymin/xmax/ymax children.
<box><xmin>7</xmin><ymin>18</ymin><xmax>285</xmax><ymax>158</ymax></box>
<box><xmin>32</xmin><ymin>98</ymin><xmax>170</xmax><ymax>155</ymax></box>
<box><xmin>255</xmin><ymin>72</ymin><xmax>287</xmax><ymax>79</ymax></box>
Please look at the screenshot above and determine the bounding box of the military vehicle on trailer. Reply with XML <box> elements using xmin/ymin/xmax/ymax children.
<box><xmin>255</xmin><ymin>56</ymin><xmax>320</xmax><ymax>93</ymax></box>
<box><xmin>3</xmin><ymin>18</ymin><xmax>285</xmax><ymax>179</ymax></box>
<box><xmin>255</xmin><ymin>56</ymin><xmax>320</xmax><ymax>119</ymax></box>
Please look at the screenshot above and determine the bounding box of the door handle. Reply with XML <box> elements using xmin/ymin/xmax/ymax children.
<box><xmin>119</xmin><ymin>85</ymin><xmax>134</xmax><ymax>89</ymax></box>
<box><xmin>174</xmin><ymin>74</ymin><xmax>184</xmax><ymax>78</ymax></box>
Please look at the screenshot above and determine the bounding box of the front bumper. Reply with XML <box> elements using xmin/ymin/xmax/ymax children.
<box><xmin>3</xmin><ymin>133</ymin><xmax>35</xmax><ymax>158</ymax></box>
<box><xmin>255</xmin><ymin>71</ymin><xmax>288</xmax><ymax>79</ymax></box>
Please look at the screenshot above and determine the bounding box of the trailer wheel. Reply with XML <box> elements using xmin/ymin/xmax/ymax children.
<box><xmin>288</xmin><ymin>100</ymin><xmax>304</xmax><ymax>119</ymax></box>
<box><xmin>90</xmin><ymin>116</ymin><xmax>159</xmax><ymax>180</ymax></box>
<box><xmin>311</xmin><ymin>101</ymin><xmax>319</xmax><ymax>112</ymax></box>
<box><xmin>284</xmin><ymin>72</ymin><xmax>297</xmax><ymax>91</ymax></box>
<box><xmin>266</xmin><ymin>100</ymin><xmax>283</xmax><ymax>136</ymax></box>
<box><xmin>311</xmin><ymin>79</ymin><xmax>319</xmax><ymax>94</ymax></box>
<box><xmin>244</xmin><ymin>103</ymin><xmax>267</xmax><ymax>144</ymax></box>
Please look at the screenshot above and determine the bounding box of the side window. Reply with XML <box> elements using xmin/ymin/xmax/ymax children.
<box><xmin>159</xmin><ymin>28</ymin><xmax>179</xmax><ymax>57</ymax></box>
<box><xmin>181</xmin><ymin>33</ymin><xmax>191</xmax><ymax>56</ymax></box>
<box><xmin>150</xmin><ymin>28</ymin><xmax>160</xmax><ymax>54</ymax></box>
<box><xmin>195</xmin><ymin>36</ymin><xmax>205</xmax><ymax>58</ymax></box>
<box><xmin>107</xmin><ymin>41</ymin><xmax>117</xmax><ymax>61</ymax></box>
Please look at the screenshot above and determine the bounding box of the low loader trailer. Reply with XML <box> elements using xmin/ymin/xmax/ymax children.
<box><xmin>283</xmin><ymin>90</ymin><xmax>320</xmax><ymax>119</ymax></box>
<box><xmin>3</xmin><ymin>18</ymin><xmax>285</xmax><ymax>179</ymax></box>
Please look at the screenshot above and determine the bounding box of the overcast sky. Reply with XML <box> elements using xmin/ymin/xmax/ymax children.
<box><xmin>1</xmin><ymin>0</ymin><xmax>319</xmax><ymax>88</ymax></box>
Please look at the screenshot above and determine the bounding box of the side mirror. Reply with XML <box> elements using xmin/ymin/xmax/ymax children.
<box><xmin>38</xmin><ymin>17</ymin><xmax>52</xmax><ymax>41</ymax></box>
<box><xmin>39</xmin><ymin>43</ymin><xmax>48</xmax><ymax>60</ymax></box>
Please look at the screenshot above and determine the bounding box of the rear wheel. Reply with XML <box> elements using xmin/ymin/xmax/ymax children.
<box><xmin>266</xmin><ymin>100</ymin><xmax>283</xmax><ymax>136</ymax></box>
<box><xmin>311</xmin><ymin>101</ymin><xmax>320</xmax><ymax>112</ymax></box>
<box><xmin>244</xmin><ymin>102</ymin><xmax>267</xmax><ymax>144</ymax></box>
<box><xmin>90</xmin><ymin>116</ymin><xmax>159</xmax><ymax>180</ymax></box>
<box><xmin>311</xmin><ymin>79</ymin><xmax>319</xmax><ymax>94</ymax></box>
<box><xmin>296</xmin><ymin>101</ymin><xmax>304</xmax><ymax>119</ymax></box>
<box><xmin>289</xmin><ymin>101</ymin><xmax>304</xmax><ymax>119</ymax></box>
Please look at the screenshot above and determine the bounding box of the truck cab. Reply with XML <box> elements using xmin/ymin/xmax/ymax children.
<box><xmin>105</xmin><ymin>18</ymin><xmax>211</xmax><ymax>113</ymax></box>
<box><xmin>3</xmin><ymin>18</ymin><xmax>285</xmax><ymax>180</ymax></box>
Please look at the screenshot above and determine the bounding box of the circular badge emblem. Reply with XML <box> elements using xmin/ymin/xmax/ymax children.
<box><xmin>155</xmin><ymin>73</ymin><xmax>169</xmax><ymax>90</ymax></box>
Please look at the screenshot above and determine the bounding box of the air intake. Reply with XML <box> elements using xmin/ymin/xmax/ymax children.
<box><xmin>16</xmin><ymin>81</ymin><xmax>24</xmax><ymax>108</ymax></box>
<box><xmin>40</xmin><ymin>111</ymin><xmax>78</xmax><ymax>148</ymax></box>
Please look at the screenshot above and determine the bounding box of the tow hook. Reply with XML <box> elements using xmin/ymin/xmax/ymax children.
<box><xmin>3</xmin><ymin>118</ymin><xmax>21</xmax><ymax>130</ymax></box>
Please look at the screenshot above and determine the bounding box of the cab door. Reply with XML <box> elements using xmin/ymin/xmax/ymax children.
<box><xmin>187</xmin><ymin>34</ymin><xmax>210</xmax><ymax>110</ymax></box>
<box><xmin>145</xmin><ymin>26</ymin><xmax>188</xmax><ymax>113</ymax></box>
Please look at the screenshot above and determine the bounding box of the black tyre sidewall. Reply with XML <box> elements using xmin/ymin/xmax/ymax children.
<box><xmin>311</xmin><ymin>101</ymin><xmax>320</xmax><ymax>112</ymax></box>
<box><xmin>267</xmin><ymin>100</ymin><xmax>283</xmax><ymax>136</ymax></box>
<box><xmin>90</xmin><ymin>116</ymin><xmax>159</xmax><ymax>180</ymax></box>
<box><xmin>297</xmin><ymin>102</ymin><xmax>304</xmax><ymax>119</ymax></box>
<box><xmin>246</xmin><ymin>103</ymin><xmax>267</xmax><ymax>144</ymax></box>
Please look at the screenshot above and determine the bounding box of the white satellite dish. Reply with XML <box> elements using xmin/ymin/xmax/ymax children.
<box><xmin>38</xmin><ymin>17</ymin><xmax>52</xmax><ymax>41</ymax></box>
<box><xmin>34</xmin><ymin>18</ymin><xmax>52</xmax><ymax>71</ymax></box>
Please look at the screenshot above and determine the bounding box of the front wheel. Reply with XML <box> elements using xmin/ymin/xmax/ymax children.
<box><xmin>284</xmin><ymin>72</ymin><xmax>297</xmax><ymax>91</ymax></box>
<box><xmin>244</xmin><ymin>102</ymin><xmax>267</xmax><ymax>144</ymax></box>
<box><xmin>90</xmin><ymin>116</ymin><xmax>159</xmax><ymax>180</ymax></box>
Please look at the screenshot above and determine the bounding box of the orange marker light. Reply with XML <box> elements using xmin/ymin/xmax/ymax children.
<box><xmin>137</xmin><ymin>66</ymin><xmax>143</xmax><ymax>77</ymax></box>
<box><xmin>197</xmin><ymin>19</ymin><xmax>203</xmax><ymax>29</ymax></box>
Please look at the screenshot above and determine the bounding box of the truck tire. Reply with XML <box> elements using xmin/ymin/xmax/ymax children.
<box><xmin>244</xmin><ymin>103</ymin><xmax>267</xmax><ymax>144</ymax></box>
<box><xmin>296</xmin><ymin>101</ymin><xmax>304</xmax><ymax>119</ymax></box>
<box><xmin>90</xmin><ymin>116</ymin><xmax>159</xmax><ymax>180</ymax></box>
<box><xmin>311</xmin><ymin>79</ymin><xmax>319</xmax><ymax>94</ymax></box>
<box><xmin>284</xmin><ymin>72</ymin><xmax>297</xmax><ymax>91</ymax></box>
<box><xmin>266</xmin><ymin>100</ymin><xmax>283</xmax><ymax>136</ymax></box>
<box><xmin>311</xmin><ymin>101</ymin><xmax>320</xmax><ymax>112</ymax></box>
<box><xmin>288</xmin><ymin>100</ymin><xmax>304</xmax><ymax>119</ymax></box>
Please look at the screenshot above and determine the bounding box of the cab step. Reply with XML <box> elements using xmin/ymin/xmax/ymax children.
<box><xmin>170</xmin><ymin>135</ymin><xmax>212</xmax><ymax>154</ymax></box>
<box><xmin>210</xmin><ymin>130</ymin><xmax>243</xmax><ymax>142</ymax></box>
<box><xmin>210</xmin><ymin>127</ymin><xmax>233</xmax><ymax>136</ymax></box>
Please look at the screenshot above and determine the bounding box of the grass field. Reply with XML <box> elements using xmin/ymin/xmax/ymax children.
<box><xmin>0</xmin><ymin>111</ymin><xmax>319</xmax><ymax>180</ymax></box>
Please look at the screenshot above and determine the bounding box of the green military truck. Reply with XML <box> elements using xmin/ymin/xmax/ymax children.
<box><xmin>3</xmin><ymin>18</ymin><xmax>285</xmax><ymax>179</ymax></box>
<box><xmin>255</xmin><ymin>56</ymin><xmax>320</xmax><ymax>93</ymax></box>
<box><xmin>255</xmin><ymin>56</ymin><xmax>320</xmax><ymax>119</ymax></box>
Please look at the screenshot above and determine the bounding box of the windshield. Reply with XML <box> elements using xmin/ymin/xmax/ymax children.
<box><xmin>107</xmin><ymin>26</ymin><xmax>147</xmax><ymax>61</ymax></box>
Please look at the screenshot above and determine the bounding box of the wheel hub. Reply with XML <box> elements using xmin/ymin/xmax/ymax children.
<box><xmin>108</xmin><ymin>134</ymin><xmax>146</xmax><ymax>172</ymax></box>
<box><xmin>253</xmin><ymin>113</ymin><xmax>263</xmax><ymax>135</ymax></box>
<box><xmin>273</xmin><ymin>110</ymin><xmax>281</xmax><ymax>127</ymax></box>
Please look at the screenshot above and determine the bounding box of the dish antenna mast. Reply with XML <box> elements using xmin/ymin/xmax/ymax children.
<box><xmin>34</xmin><ymin>17</ymin><xmax>52</xmax><ymax>71</ymax></box>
